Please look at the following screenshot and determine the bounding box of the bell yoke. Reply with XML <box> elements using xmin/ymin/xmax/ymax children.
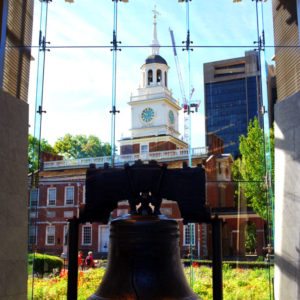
<box><xmin>78</xmin><ymin>160</ymin><xmax>210</xmax><ymax>300</ymax></box>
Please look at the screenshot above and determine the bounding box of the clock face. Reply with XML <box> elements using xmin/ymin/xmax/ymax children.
<box><xmin>168</xmin><ymin>110</ymin><xmax>175</xmax><ymax>124</ymax></box>
<box><xmin>141</xmin><ymin>107</ymin><xmax>155</xmax><ymax>123</ymax></box>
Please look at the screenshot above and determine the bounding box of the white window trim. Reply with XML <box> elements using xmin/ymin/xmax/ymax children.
<box><xmin>82</xmin><ymin>185</ymin><xmax>86</xmax><ymax>204</ymax></box>
<box><xmin>64</xmin><ymin>186</ymin><xmax>75</xmax><ymax>206</ymax></box>
<box><xmin>140</xmin><ymin>143</ymin><xmax>149</xmax><ymax>154</ymax></box>
<box><xmin>98</xmin><ymin>224</ymin><xmax>110</xmax><ymax>253</ymax></box>
<box><xmin>46</xmin><ymin>225</ymin><xmax>55</xmax><ymax>246</ymax></box>
<box><xmin>82</xmin><ymin>225</ymin><xmax>92</xmax><ymax>246</ymax></box>
<box><xmin>63</xmin><ymin>225</ymin><xmax>69</xmax><ymax>246</ymax></box>
<box><xmin>47</xmin><ymin>187</ymin><xmax>57</xmax><ymax>206</ymax></box>
<box><xmin>183</xmin><ymin>223</ymin><xmax>195</xmax><ymax>246</ymax></box>
<box><xmin>46</xmin><ymin>211</ymin><xmax>56</xmax><ymax>218</ymax></box>
<box><xmin>29</xmin><ymin>211</ymin><xmax>38</xmax><ymax>219</ymax></box>
<box><xmin>29</xmin><ymin>225</ymin><xmax>37</xmax><ymax>245</ymax></box>
<box><xmin>30</xmin><ymin>188</ymin><xmax>39</xmax><ymax>207</ymax></box>
<box><xmin>64</xmin><ymin>211</ymin><xmax>74</xmax><ymax>218</ymax></box>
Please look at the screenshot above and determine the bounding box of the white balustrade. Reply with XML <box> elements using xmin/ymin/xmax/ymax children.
<box><xmin>43</xmin><ymin>147</ymin><xmax>208</xmax><ymax>170</ymax></box>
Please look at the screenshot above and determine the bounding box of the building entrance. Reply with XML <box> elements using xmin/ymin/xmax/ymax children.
<box><xmin>98</xmin><ymin>225</ymin><xmax>110</xmax><ymax>254</ymax></box>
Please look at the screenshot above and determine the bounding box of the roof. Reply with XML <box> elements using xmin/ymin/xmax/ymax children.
<box><xmin>145</xmin><ymin>54</ymin><xmax>167</xmax><ymax>65</ymax></box>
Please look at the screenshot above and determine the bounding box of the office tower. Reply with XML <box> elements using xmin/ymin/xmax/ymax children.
<box><xmin>204</xmin><ymin>51</ymin><xmax>260</xmax><ymax>158</ymax></box>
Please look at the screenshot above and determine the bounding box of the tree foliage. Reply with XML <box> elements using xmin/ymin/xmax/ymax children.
<box><xmin>232</xmin><ymin>118</ymin><xmax>274</xmax><ymax>220</ymax></box>
<box><xmin>53</xmin><ymin>134</ymin><xmax>111</xmax><ymax>159</ymax></box>
<box><xmin>245</xmin><ymin>222</ymin><xmax>257</xmax><ymax>253</ymax></box>
<box><xmin>28</xmin><ymin>134</ymin><xmax>56</xmax><ymax>173</ymax></box>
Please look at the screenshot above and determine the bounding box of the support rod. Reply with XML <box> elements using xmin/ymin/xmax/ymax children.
<box><xmin>33</xmin><ymin>0</ymin><xmax>50</xmax><ymax>175</ymax></box>
<box><xmin>0</xmin><ymin>0</ymin><xmax>8</xmax><ymax>87</ymax></box>
<box><xmin>212</xmin><ymin>216</ymin><xmax>223</xmax><ymax>300</ymax></box>
<box><xmin>67</xmin><ymin>217</ymin><xmax>79</xmax><ymax>300</ymax></box>
<box><xmin>110</xmin><ymin>0</ymin><xmax>121</xmax><ymax>167</ymax></box>
<box><xmin>182</xmin><ymin>0</ymin><xmax>193</xmax><ymax>167</ymax></box>
<box><xmin>29</xmin><ymin>2</ymin><xmax>50</xmax><ymax>299</ymax></box>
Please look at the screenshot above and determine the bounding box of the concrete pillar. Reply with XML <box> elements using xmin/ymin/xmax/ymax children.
<box><xmin>274</xmin><ymin>92</ymin><xmax>300</xmax><ymax>300</ymax></box>
<box><xmin>0</xmin><ymin>90</ymin><xmax>28</xmax><ymax>300</ymax></box>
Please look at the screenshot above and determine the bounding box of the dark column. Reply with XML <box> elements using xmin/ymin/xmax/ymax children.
<box><xmin>0</xmin><ymin>0</ymin><xmax>8</xmax><ymax>87</ymax></box>
<box><xmin>212</xmin><ymin>216</ymin><xmax>223</xmax><ymax>300</ymax></box>
<box><xmin>67</xmin><ymin>217</ymin><xmax>79</xmax><ymax>300</ymax></box>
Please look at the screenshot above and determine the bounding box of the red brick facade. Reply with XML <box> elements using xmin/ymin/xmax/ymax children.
<box><xmin>29</xmin><ymin>152</ymin><xmax>266</xmax><ymax>259</ymax></box>
<box><xmin>120</xmin><ymin>140</ymin><xmax>179</xmax><ymax>155</ymax></box>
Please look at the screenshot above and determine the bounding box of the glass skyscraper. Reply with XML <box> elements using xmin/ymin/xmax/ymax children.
<box><xmin>204</xmin><ymin>51</ymin><xmax>260</xmax><ymax>158</ymax></box>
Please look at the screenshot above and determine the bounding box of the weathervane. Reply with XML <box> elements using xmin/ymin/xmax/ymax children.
<box><xmin>151</xmin><ymin>5</ymin><xmax>160</xmax><ymax>55</ymax></box>
<box><xmin>152</xmin><ymin>4</ymin><xmax>160</xmax><ymax>21</ymax></box>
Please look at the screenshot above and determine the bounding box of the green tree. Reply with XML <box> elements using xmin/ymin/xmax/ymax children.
<box><xmin>28</xmin><ymin>134</ymin><xmax>56</xmax><ymax>173</ymax></box>
<box><xmin>245</xmin><ymin>222</ymin><xmax>257</xmax><ymax>253</ymax></box>
<box><xmin>232</xmin><ymin>118</ymin><xmax>274</xmax><ymax>220</ymax></box>
<box><xmin>53</xmin><ymin>134</ymin><xmax>111</xmax><ymax>159</ymax></box>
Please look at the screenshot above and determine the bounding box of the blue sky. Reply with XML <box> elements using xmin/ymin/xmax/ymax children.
<box><xmin>28</xmin><ymin>0</ymin><xmax>274</xmax><ymax>151</ymax></box>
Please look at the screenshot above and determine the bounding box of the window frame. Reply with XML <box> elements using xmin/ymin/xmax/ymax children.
<box><xmin>140</xmin><ymin>143</ymin><xmax>149</xmax><ymax>154</ymax></box>
<box><xmin>82</xmin><ymin>185</ymin><xmax>86</xmax><ymax>204</ymax></box>
<box><xmin>47</xmin><ymin>187</ymin><xmax>57</xmax><ymax>206</ymax></box>
<box><xmin>29</xmin><ymin>225</ymin><xmax>37</xmax><ymax>245</ymax></box>
<box><xmin>183</xmin><ymin>223</ymin><xmax>195</xmax><ymax>246</ymax></box>
<box><xmin>147</xmin><ymin>69</ymin><xmax>153</xmax><ymax>85</ymax></box>
<box><xmin>63</xmin><ymin>225</ymin><xmax>69</xmax><ymax>246</ymax></box>
<box><xmin>65</xmin><ymin>186</ymin><xmax>75</xmax><ymax>205</ymax></box>
<box><xmin>29</xmin><ymin>188</ymin><xmax>39</xmax><ymax>207</ymax></box>
<box><xmin>46</xmin><ymin>225</ymin><xmax>55</xmax><ymax>246</ymax></box>
<box><xmin>82</xmin><ymin>225</ymin><xmax>92</xmax><ymax>246</ymax></box>
<box><xmin>157</xmin><ymin>69</ymin><xmax>162</xmax><ymax>83</ymax></box>
<box><xmin>46</xmin><ymin>210</ymin><xmax>56</xmax><ymax>218</ymax></box>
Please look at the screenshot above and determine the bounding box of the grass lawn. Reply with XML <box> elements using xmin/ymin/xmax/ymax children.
<box><xmin>28</xmin><ymin>265</ymin><xmax>273</xmax><ymax>300</ymax></box>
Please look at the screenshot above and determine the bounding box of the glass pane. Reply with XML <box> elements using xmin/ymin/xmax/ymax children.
<box><xmin>26</xmin><ymin>1</ymin><xmax>277</xmax><ymax>299</ymax></box>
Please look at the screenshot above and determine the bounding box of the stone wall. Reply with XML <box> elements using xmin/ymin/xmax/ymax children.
<box><xmin>274</xmin><ymin>92</ymin><xmax>300</xmax><ymax>300</ymax></box>
<box><xmin>0</xmin><ymin>90</ymin><xmax>28</xmax><ymax>300</ymax></box>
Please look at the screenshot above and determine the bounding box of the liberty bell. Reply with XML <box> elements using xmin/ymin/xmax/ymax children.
<box><xmin>80</xmin><ymin>160</ymin><xmax>211</xmax><ymax>300</ymax></box>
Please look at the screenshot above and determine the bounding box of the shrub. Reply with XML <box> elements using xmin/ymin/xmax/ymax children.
<box><xmin>181</xmin><ymin>259</ymin><xmax>272</xmax><ymax>269</ymax></box>
<box><xmin>28</xmin><ymin>253</ymin><xmax>63</xmax><ymax>276</ymax></box>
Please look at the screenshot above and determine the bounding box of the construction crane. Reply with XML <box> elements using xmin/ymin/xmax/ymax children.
<box><xmin>169</xmin><ymin>28</ymin><xmax>199</xmax><ymax>144</ymax></box>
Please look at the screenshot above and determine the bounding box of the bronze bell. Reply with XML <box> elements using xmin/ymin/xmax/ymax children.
<box><xmin>88</xmin><ymin>214</ymin><xmax>199</xmax><ymax>300</ymax></box>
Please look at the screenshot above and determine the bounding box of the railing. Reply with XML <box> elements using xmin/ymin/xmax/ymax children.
<box><xmin>43</xmin><ymin>146</ymin><xmax>208</xmax><ymax>170</ymax></box>
<box><xmin>131</xmin><ymin>90</ymin><xmax>180</xmax><ymax>106</ymax></box>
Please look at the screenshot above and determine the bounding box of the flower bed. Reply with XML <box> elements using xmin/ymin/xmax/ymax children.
<box><xmin>28</xmin><ymin>265</ymin><xmax>273</xmax><ymax>299</ymax></box>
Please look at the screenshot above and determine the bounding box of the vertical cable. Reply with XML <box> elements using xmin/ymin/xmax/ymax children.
<box><xmin>30</xmin><ymin>1</ymin><xmax>50</xmax><ymax>298</ymax></box>
<box><xmin>110</xmin><ymin>0</ymin><xmax>120</xmax><ymax>167</ymax></box>
<box><xmin>182</xmin><ymin>0</ymin><xmax>194</xmax><ymax>288</ymax></box>
<box><xmin>260</xmin><ymin>0</ymin><xmax>274</xmax><ymax>247</ymax></box>
<box><xmin>186</xmin><ymin>0</ymin><xmax>192</xmax><ymax>168</ymax></box>
<box><xmin>254</xmin><ymin>1</ymin><xmax>274</xmax><ymax>299</ymax></box>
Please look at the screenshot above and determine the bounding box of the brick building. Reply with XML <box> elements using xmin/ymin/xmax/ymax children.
<box><xmin>29</xmin><ymin>144</ymin><xmax>266</xmax><ymax>260</ymax></box>
<box><xmin>29</xmin><ymin>13</ymin><xmax>266</xmax><ymax>261</ymax></box>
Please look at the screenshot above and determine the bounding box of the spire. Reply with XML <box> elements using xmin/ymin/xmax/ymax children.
<box><xmin>151</xmin><ymin>5</ymin><xmax>160</xmax><ymax>55</ymax></box>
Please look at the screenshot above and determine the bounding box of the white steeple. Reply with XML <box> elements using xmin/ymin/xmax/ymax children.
<box><xmin>151</xmin><ymin>5</ymin><xmax>160</xmax><ymax>55</ymax></box>
<box><xmin>118</xmin><ymin>5</ymin><xmax>188</xmax><ymax>153</ymax></box>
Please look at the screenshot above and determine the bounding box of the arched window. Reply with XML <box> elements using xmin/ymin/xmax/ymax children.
<box><xmin>147</xmin><ymin>70</ymin><xmax>153</xmax><ymax>85</ymax></box>
<box><xmin>164</xmin><ymin>71</ymin><xmax>167</xmax><ymax>87</ymax></box>
<box><xmin>157</xmin><ymin>69</ymin><xmax>162</xmax><ymax>83</ymax></box>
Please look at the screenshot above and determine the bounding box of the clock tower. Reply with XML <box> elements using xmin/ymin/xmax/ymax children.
<box><xmin>119</xmin><ymin>8</ymin><xmax>187</xmax><ymax>156</ymax></box>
